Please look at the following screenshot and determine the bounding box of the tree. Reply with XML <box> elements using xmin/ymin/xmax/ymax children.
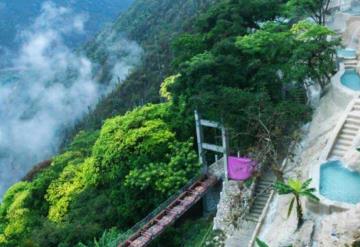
<box><xmin>236</xmin><ymin>21</ymin><xmax>339</xmax><ymax>93</ymax></box>
<box><xmin>290</xmin><ymin>20</ymin><xmax>339</xmax><ymax>91</ymax></box>
<box><xmin>286</xmin><ymin>0</ymin><xmax>331</xmax><ymax>25</ymax></box>
<box><xmin>274</xmin><ymin>178</ymin><xmax>319</xmax><ymax>229</ymax></box>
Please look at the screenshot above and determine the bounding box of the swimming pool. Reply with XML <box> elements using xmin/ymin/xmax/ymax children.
<box><xmin>337</xmin><ymin>48</ymin><xmax>357</xmax><ymax>60</ymax></box>
<box><xmin>320</xmin><ymin>160</ymin><xmax>360</xmax><ymax>204</ymax></box>
<box><xmin>341</xmin><ymin>69</ymin><xmax>360</xmax><ymax>91</ymax></box>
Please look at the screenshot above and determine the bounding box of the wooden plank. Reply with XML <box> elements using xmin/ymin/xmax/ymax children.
<box><xmin>202</xmin><ymin>143</ymin><xmax>224</xmax><ymax>153</ymax></box>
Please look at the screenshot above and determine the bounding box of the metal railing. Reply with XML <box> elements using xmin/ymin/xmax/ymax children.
<box><xmin>118</xmin><ymin>174</ymin><xmax>205</xmax><ymax>242</ymax></box>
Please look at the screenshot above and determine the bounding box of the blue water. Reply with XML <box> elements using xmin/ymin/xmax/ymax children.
<box><xmin>337</xmin><ymin>48</ymin><xmax>357</xmax><ymax>59</ymax></box>
<box><xmin>341</xmin><ymin>69</ymin><xmax>360</xmax><ymax>91</ymax></box>
<box><xmin>320</xmin><ymin>160</ymin><xmax>360</xmax><ymax>204</ymax></box>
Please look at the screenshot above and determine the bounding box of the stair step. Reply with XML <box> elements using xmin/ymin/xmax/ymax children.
<box><xmin>250</xmin><ymin>208</ymin><xmax>263</xmax><ymax>213</ymax></box>
<box><xmin>330</xmin><ymin>150</ymin><xmax>345</xmax><ymax>157</ymax></box>
<box><xmin>338</xmin><ymin>135</ymin><xmax>354</xmax><ymax>141</ymax></box>
<box><xmin>245</xmin><ymin>216</ymin><xmax>259</xmax><ymax>223</ymax></box>
<box><xmin>333</xmin><ymin>144</ymin><xmax>348</xmax><ymax>151</ymax></box>
<box><xmin>344</xmin><ymin>122</ymin><xmax>360</xmax><ymax>131</ymax></box>
<box><xmin>257</xmin><ymin>185</ymin><xmax>271</xmax><ymax>190</ymax></box>
<box><xmin>346</xmin><ymin>118</ymin><xmax>360</xmax><ymax>125</ymax></box>
<box><xmin>259</xmin><ymin>180</ymin><xmax>274</xmax><ymax>184</ymax></box>
<box><xmin>348</xmin><ymin>112</ymin><xmax>360</xmax><ymax>119</ymax></box>
<box><xmin>336</xmin><ymin>140</ymin><xmax>352</xmax><ymax>146</ymax></box>
<box><xmin>250</xmin><ymin>205</ymin><xmax>265</xmax><ymax>212</ymax></box>
<box><xmin>253</xmin><ymin>200</ymin><xmax>267</xmax><ymax>206</ymax></box>
<box><xmin>352</xmin><ymin>107</ymin><xmax>360</xmax><ymax>112</ymax></box>
<box><xmin>254</xmin><ymin>197</ymin><xmax>268</xmax><ymax>203</ymax></box>
<box><xmin>342</xmin><ymin>128</ymin><xmax>358</xmax><ymax>135</ymax></box>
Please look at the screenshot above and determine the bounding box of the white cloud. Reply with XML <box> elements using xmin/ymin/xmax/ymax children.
<box><xmin>0</xmin><ymin>1</ymin><xmax>142</xmax><ymax>196</ymax></box>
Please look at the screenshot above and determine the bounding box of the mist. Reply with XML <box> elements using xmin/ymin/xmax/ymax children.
<box><xmin>0</xmin><ymin>2</ymin><xmax>142</xmax><ymax>196</ymax></box>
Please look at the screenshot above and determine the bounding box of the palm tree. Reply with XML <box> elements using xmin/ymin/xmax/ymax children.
<box><xmin>274</xmin><ymin>178</ymin><xmax>319</xmax><ymax>229</ymax></box>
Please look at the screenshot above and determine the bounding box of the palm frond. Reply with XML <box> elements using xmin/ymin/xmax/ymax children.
<box><xmin>274</xmin><ymin>181</ymin><xmax>293</xmax><ymax>194</ymax></box>
<box><xmin>301</xmin><ymin>178</ymin><xmax>312</xmax><ymax>189</ymax></box>
<box><xmin>256</xmin><ymin>238</ymin><xmax>270</xmax><ymax>247</ymax></box>
<box><xmin>301</xmin><ymin>191</ymin><xmax>319</xmax><ymax>202</ymax></box>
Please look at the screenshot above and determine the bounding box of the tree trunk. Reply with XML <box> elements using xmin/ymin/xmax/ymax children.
<box><xmin>296</xmin><ymin>195</ymin><xmax>304</xmax><ymax>229</ymax></box>
<box><xmin>271</xmin><ymin>164</ymin><xmax>284</xmax><ymax>182</ymax></box>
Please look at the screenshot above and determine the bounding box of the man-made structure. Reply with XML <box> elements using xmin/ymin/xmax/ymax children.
<box><xmin>120</xmin><ymin>111</ymin><xmax>264</xmax><ymax>247</ymax></box>
<box><xmin>323</xmin><ymin>95</ymin><xmax>360</xmax><ymax>160</ymax></box>
<box><xmin>120</xmin><ymin>113</ymin><xmax>229</xmax><ymax>247</ymax></box>
<box><xmin>225</xmin><ymin>170</ymin><xmax>275</xmax><ymax>247</ymax></box>
<box><xmin>319</xmin><ymin>160</ymin><xmax>360</xmax><ymax>204</ymax></box>
<box><xmin>120</xmin><ymin>175</ymin><xmax>218</xmax><ymax>247</ymax></box>
<box><xmin>309</xmin><ymin>51</ymin><xmax>360</xmax><ymax>214</ymax></box>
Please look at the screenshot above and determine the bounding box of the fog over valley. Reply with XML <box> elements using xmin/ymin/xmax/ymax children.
<box><xmin>0</xmin><ymin>1</ymin><xmax>141</xmax><ymax>197</ymax></box>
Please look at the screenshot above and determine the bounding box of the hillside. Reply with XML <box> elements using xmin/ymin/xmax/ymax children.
<box><xmin>0</xmin><ymin>1</ymin><xmax>217</xmax><ymax>246</ymax></box>
<box><xmin>0</xmin><ymin>0</ymin><xmax>339</xmax><ymax>246</ymax></box>
<box><xmin>68</xmin><ymin>0</ymin><xmax>217</xmax><ymax>135</ymax></box>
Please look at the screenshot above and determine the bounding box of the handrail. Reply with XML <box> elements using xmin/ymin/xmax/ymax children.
<box><xmin>247</xmin><ymin>190</ymin><xmax>275</xmax><ymax>247</ymax></box>
<box><xmin>119</xmin><ymin>174</ymin><xmax>205</xmax><ymax>241</ymax></box>
<box><xmin>247</xmin><ymin>157</ymin><xmax>289</xmax><ymax>246</ymax></box>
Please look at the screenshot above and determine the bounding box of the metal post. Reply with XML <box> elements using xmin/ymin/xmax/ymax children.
<box><xmin>221</xmin><ymin>125</ymin><xmax>229</xmax><ymax>181</ymax></box>
<box><xmin>195</xmin><ymin>110</ymin><xmax>207</xmax><ymax>174</ymax></box>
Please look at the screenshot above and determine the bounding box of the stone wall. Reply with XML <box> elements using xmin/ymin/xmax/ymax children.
<box><xmin>213</xmin><ymin>180</ymin><xmax>255</xmax><ymax>236</ymax></box>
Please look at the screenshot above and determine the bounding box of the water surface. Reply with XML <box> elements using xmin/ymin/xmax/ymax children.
<box><xmin>320</xmin><ymin>160</ymin><xmax>360</xmax><ymax>204</ymax></box>
<box><xmin>341</xmin><ymin>69</ymin><xmax>360</xmax><ymax>91</ymax></box>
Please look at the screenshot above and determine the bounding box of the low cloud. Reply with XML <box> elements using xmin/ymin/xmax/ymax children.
<box><xmin>0</xmin><ymin>1</ymin><xmax>142</xmax><ymax>196</ymax></box>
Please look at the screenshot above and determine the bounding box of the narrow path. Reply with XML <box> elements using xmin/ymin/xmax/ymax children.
<box><xmin>225</xmin><ymin>171</ymin><xmax>275</xmax><ymax>247</ymax></box>
<box><xmin>327</xmin><ymin>95</ymin><xmax>360</xmax><ymax>160</ymax></box>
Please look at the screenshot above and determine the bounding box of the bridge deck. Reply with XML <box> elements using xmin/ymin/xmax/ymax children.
<box><xmin>119</xmin><ymin>175</ymin><xmax>218</xmax><ymax>247</ymax></box>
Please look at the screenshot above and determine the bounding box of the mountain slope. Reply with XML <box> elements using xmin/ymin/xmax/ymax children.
<box><xmin>68</xmin><ymin>0</ymin><xmax>217</xmax><ymax>135</ymax></box>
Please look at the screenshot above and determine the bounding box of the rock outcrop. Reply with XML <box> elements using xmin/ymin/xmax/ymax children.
<box><xmin>293</xmin><ymin>220</ymin><xmax>315</xmax><ymax>247</ymax></box>
<box><xmin>317</xmin><ymin>204</ymin><xmax>360</xmax><ymax>247</ymax></box>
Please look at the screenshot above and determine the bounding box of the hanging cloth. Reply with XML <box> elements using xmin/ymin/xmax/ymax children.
<box><xmin>227</xmin><ymin>156</ymin><xmax>256</xmax><ymax>181</ymax></box>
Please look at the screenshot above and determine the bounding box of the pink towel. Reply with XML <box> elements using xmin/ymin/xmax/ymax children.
<box><xmin>227</xmin><ymin>156</ymin><xmax>256</xmax><ymax>181</ymax></box>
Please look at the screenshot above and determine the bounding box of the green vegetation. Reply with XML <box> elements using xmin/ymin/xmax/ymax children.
<box><xmin>256</xmin><ymin>238</ymin><xmax>270</xmax><ymax>247</ymax></box>
<box><xmin>274</xmin><ymin>178</ymin><xmax>319</xmax><ymax>229</ymax></box>
<box><xmin>0</xmin><ymin>0</ymin><xmax>339</xmax><ymax>246</ymax></box>
<box><xmin>0</xmin><ymin>104</ymin><xmax>199</xmax><ymax>246</ymax></box>
<box><xmin>286</xmin><ymin>0</ymin><xmax>331</xmax><ymax>25</ymax></box>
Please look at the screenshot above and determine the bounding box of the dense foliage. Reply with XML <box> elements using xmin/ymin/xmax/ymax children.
<box><xmin>168</xmin><ymin>0</ymin><xmax>338</xmax><ymax>151</ymax></box>
<box><xmin>0</xmin><ymin>0</ymin><xmax>339</xmax><ymax>246</ymax></box>
<box><xmin>0</xmin><ymin>104</ymin><xmax>199</xmax><ymax>246</ymax></box>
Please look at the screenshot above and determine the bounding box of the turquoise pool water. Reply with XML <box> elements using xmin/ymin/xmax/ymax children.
<box><xmin>341</xmin><ymin>69</ymin><xmax>360</xmax><ymax>91</ymax></box>
<box><xmin>320</xmin><ymin>160</ymin><xmax>360</xmax><ymax>204</ymax></box>
<box><xmin>337</xmin><ymin>48</ymin><xmax>357</xmax><ymax>59</ymax></box>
